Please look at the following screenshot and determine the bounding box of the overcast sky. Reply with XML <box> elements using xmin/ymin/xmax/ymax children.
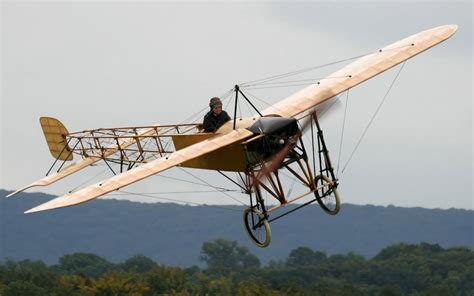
<box><xmin>1</xmin><ymin>1</ymin><xmax>472</xmax><ymax>210</ymax></box>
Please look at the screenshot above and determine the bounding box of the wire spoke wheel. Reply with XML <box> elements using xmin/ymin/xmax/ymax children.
<box><xmin>314</xmin><ymin>174</ymin><xmax>340</xmax><ymax>215</ymax></box>
<box><xmin>243</xmin><ymin>207</ymin><xmax>271</xmax><ymax>248</ymax></box>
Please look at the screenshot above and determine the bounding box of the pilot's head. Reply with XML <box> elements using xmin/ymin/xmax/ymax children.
<box><xmin>209</xmin><ymin>97</ymin><xmax>223</xmax><ymax>115</ymax></box>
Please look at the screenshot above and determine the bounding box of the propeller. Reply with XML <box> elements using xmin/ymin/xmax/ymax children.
<box><xmin>252</xmin><ymin>94</ymin><xmax>343</xmax><ymax>186</ymax></box>
<box><xmin>253</xmin><ymin>110</ymin><xmax>315</xmax><ymax>184</ymax></box>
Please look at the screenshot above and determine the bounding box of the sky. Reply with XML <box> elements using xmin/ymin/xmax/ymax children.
<box><xmin>1</xmin><ymin>1</ymin><xmax>472</xmax><ymax>210</ymax></box>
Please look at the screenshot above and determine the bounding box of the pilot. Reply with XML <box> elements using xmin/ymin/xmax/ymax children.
<box><xmin>203</xmin><ymin>97</ymin><xmax>231</xmax><ymax>132</ymax></box>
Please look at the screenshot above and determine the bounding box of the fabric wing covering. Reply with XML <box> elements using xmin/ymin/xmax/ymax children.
<box><xmin>24</xmin><ymin>129</ymin><xmax>254</xmax><ymax>214</ymax></box>
<box><xmin>260</xmin><ymin>24</ymin><xmax>457</xmax><ymax>118</ymax></box>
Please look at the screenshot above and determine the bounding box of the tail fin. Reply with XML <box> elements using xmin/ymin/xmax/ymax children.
<box><xmin>40</xmin><ymin>117</ymin><xmax>73</xmax><ymax>161</ymax></box>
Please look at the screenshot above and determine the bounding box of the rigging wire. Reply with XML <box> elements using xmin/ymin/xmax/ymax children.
<box><xmin>241</xmin><ymin>77</ymin><xmax>324</xmax><ymax>87</ymax></box>
<box><xmin>67</xmin><ymin>168</ymin><xmax>109</xmax><ymax>193</ymax></box>
<box><xmin>179</xmin><ymin>88</ymin><xmax>234</xmax><ymax>124</ymax></box>
<box><xmin>178</xmin><ymin>167</ymin><xmax>247</xmax><ymax>205</ymax></box>
<box><xmin>113</xmin><ymin>190</ymin><xmax>242</xmax><ymax>213</ymax></box>
<box><xmin>340</xmin><ymin>61</ymin><xmax>407</xmax><ymax>175</ymax></box>
<box><xmin>223</xmin><ymin>90</ymin><xmax>234</xmax><ymax>112</ymax></box>
<box><xmin>240</xmin><ymin>90</ymin><xmax>274</xmax><ymax>109</ymax></box>
<box><xmin>336</xmin><ymin>89</ymin><xmax>350</xmax><ymax>177</ymax></box>
<box><xmin>240</xmin><ymin>76</ymin><xmax>350</xmax><ymax>87</ymax></box>
<box><xmin>239</xmin><ymin>52</ymin><xmax>370</xmax><ymax>87</ymax></box>
<box><xmin>239</xmin><ymin>43</ymin><xmax>413</xmax><ymax>88</ymax></box>
<box><xmin>90</xmin><ymin>50</ymin><xmax>365</xmax><ymax>159</ymax></box>
<box><xmin>242</xmin><ymin>93</ymin><xmax>255</xmax><ymax>117</ymax></box>
<box><xmin>240</xmin><ymin>76</ymin><xmax>352</xmax><ymax>91</ymax></box>
<box><xmin>155</xmin><ymin>174</ymin><xmax>232</xmax><ymax>191</ymax></box>
<box><xmin>115</xmin><ymin>190</ymin><xmax>239</xmax><ymax>195</ymax></box>
<box><xmin>241</xmin><ymin>82</ymin><xmax>321</xmax><ymax>91</ymax></box>
<box><xmin>241</xmin><ymin>90</ymin><xmax>289</xmax><ymax>117</ymax></box>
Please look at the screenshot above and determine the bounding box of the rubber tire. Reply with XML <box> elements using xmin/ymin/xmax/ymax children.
<box><xmin>314</xmin><ymin>174</ymin><xmax>341</xmax><ymax>215</ymax></box>
<box><xmin>243</xmin><ymin>207</ymin><xmax>272</xmax><ymax>248</ymax></box>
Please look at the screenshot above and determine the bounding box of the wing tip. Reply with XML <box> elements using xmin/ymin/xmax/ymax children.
<box><xmin>444</xmin><ymin>24</ymin><xmax>458</xmax><ymax>35</ymax></box>
<box><xmin>24</xmin><ymin>202</ymin><xmax>59</xmax><ymax>214</ymax></box>
<box><xmin>24</xmin><ymin>203</ymin><xmax>50</xmax><ymax>214</ymax></box>
<box><xmin>434</xmin><ymin>24</ymin><xmax>458</xmax><ymax>39</ymax></box>
<box><xmin>6</xmin><ymin>192</ymin><xmax>17</xmax><ymax>198</ymax></box>
<box><xmin>24</xmin><ymin>208</ymin><xmax>36</xmax><ymax>214</ymax></box>
<box><xmin>6</xmin><ymin>185</ymin><xmax>35</xmax><ymax>198</ymax></box>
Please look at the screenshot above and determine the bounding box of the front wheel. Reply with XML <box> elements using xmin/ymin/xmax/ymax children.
<box><xmin>314</xmin><ymin>174</ymin><xmax>340</xmax><ymax>215</ymax></box>
<box><xmin>243</xmin><ymin>207</ymin><xmax>271</xmax><ymax>248</ymax></box>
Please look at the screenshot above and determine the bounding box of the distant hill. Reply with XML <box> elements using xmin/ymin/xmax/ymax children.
<box><xmin>0</xmin><ymin>189</ymin><xmax>472</xmax><ymax>266</ymax></box>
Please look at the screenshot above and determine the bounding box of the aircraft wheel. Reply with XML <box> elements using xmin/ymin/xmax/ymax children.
<box><xmin>314</xmin><ymin>174</ymin><xmax>340</xmax><ymax>215</ymax></box>
<box><xmin>243</xmin><ymin>207</ymin><xmax>271</xmax><ymax>248</ymax></box>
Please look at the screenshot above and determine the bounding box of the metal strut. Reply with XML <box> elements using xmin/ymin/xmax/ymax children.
<box><xmin>313</xmin><ymin>113</ymin><xmax>337</xmax><ymax>185</ymax></box>
<box><xmin>233</xmin><ymin>84</ymin><xmax>263</xmax><ymax>130</ymax></box>
<box><xmin>45</xmin><ymin>137</ymin><xmax>73</xmax><ymax>176</ymax></box>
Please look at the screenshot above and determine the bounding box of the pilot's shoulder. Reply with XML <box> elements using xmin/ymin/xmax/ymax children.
<box><xmin>204</xmin><ymin>111</ymin><xmax>212</xmax><ymax>119</ymax></box>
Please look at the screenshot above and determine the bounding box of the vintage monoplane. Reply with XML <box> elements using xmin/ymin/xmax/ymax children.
<box><xmin>8</xmin><ymin>25</ymin><xmax>457</xmax><ymax>247</ymax></box>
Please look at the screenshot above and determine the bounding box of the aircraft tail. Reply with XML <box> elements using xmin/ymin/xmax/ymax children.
<box><xmin>39</xmin><ymin>117</ymin><xmax>73</xmax><ymax>161</ymax></box>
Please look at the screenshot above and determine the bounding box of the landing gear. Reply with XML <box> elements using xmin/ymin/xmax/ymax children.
<box><xmin>314</xmin><ymin>174</ymin><xmax>340</xmax><ymax>215</ymax></box>
<box><xmin>243</xmin><ymin>207</ymin><xmax>271</xmax><ymax>248</ymax></box>
<box><xmin>238</xmin><ymin>112</ymin><xmax>340</xmax><ymax>248</ymax></box>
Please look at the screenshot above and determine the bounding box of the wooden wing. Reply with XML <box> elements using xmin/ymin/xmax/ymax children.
<box><xmin>24</xmin><ymin>129</ymin><xmax>254</xmax><ymax>214</ymax></box>
<box><xmin>261</xmin><ymin>25</ymin><xmax>458</xmax><ymax>118</ymax></box>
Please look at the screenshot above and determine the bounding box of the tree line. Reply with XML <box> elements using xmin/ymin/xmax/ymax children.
<box><xmin>0</xmin><ymin>240</ymin><xmax>472</xmax><ymax>295</ymax></box>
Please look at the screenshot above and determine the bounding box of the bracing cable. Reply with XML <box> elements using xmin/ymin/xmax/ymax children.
<box><xmin>67</xmin><ymin>168</ymin><xmax>109</xmax><ymax>193</ymax></box>
<box><xmin>155</xmin><ymin>174</ymin><xmax>231</xmax><ymax>191</ymax></box>
<box><xmin>336</xmin><ymin>89</ymin><xmax>350</xmax><ymax>177</ymax></box>
<box><xmin>113</xmin><ymin>190</ymin><xmax>243</xmax><ymax>212</ymax></box>
<box><xmin>239</xmin><ymin>75</ymin><xmax>351</xmax><ymax>90</ymax></box>
<box><xmin>179</xmin><ymin>88</ymin><xmax>234</xmax><ymax>124</ymax></box>
<box><xmin>239</xmin><ymin>52</ymin><xmax>370</xmax><ymax>87</ymax></box>
<box><xmin>340</xmin><ymin>61</ymin><xmax>407</xmax><ymax>175</ymax></box>
<box><xmin>178</xmin><ymin>168</ymin><xmax>247</xmax><ymax>205</ymax></box>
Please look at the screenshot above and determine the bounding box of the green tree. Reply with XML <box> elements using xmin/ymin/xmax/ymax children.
<box><xmin>236</xmin><ymin>280</ymin><xmax>280</xmax><ymax>296</ymax></box>
<box><xmin>57</xmin><ymin>253</ymin><xmax>115</xmax><ymax>277</ymax></box>
<box><xmin>2</xmin><ymin>280</ymin><xmax>48</xmax><ymax>296</ymax></box>
<box><xmin>0</xmin><ymin>259</ymin><xmax>57</xmax><ymax>290</ymax></box>
<box><xmin>286</xmin><ymin>246</ymin><xmax>327</xmax><ymax>267</ymax></box>
<box><xmin>83</xmin><ymin>272</ymin><xmax>149</xmax><ymax>296</ymax></box>
<box><xmin>55</xmin><ymin>274</ymin><xmax>88</xmax><ymax>296</ymax></box>
<box><xmin>200</xmin><ymin>239</ymin><xmax>260</xmax><ymax>275</ymax></box>
<box><xmin>120</xmin><ymin>254</ymin><xmax>157</xmax><ymax>273</ymax></box>
<box><xmin>146</xmin><ymin>265</ymin><xmax>187</xmax><ymax>294</ymax></box>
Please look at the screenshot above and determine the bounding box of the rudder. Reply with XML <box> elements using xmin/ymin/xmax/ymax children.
<box><xmin>39</xmin><ymin>117</ymin><xmax>73</xmax><ymax>161</ymax></box>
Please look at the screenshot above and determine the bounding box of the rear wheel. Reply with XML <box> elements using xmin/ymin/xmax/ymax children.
<box><xmin>243</xmin><ymin>207</ymin><xmax>271</xmax><ymax>248</ymax></box>
<box><xmin>314</xmin><ymin>174</ymin><xmax>340</xmax><ymax>215</ymax></box>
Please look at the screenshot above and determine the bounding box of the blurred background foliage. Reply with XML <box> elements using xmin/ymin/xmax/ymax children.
<box><xmin>0</xmin><ymin>239</ymin><xmax>472</xmax><ymax>295</ymax></box>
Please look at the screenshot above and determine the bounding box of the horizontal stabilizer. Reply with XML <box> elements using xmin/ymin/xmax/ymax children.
<box><xmin>24</xmin><ymin>129</ymin><xmax>254</xmax><ymax>214</ymax></box>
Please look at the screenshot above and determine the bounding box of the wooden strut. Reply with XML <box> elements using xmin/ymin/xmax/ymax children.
<box><xmin>245</xmin><ymin>141</ymin><xmax>317</xmax><ymax>211</ymax></box>
<box><xmin>243</xmin><ymin>114</ymin><xmax>339</xmax><ymax>221</ymax></box>
<box><xmin>66</xmin><ymin>123</ymin><xmax>202</xmax><ymax>168</ymax></box>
